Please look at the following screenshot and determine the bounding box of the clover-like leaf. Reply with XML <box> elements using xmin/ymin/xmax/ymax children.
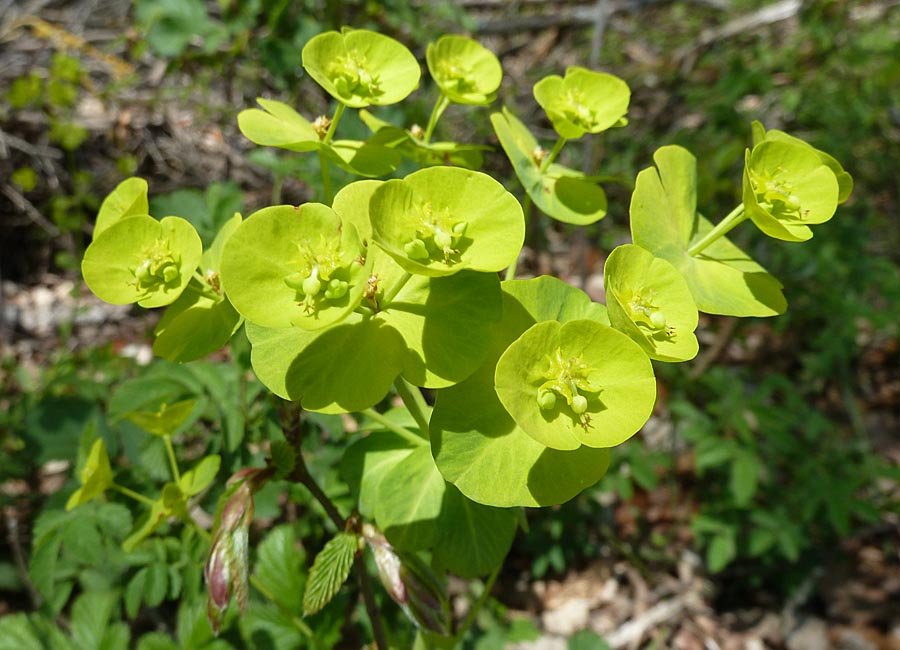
<box><xmin>302</xmin><ymin>28</ymin><xmax>420</xmax><ymax>108</ymax></box>
<box><xmin>66</xmin><ymin>438</ymin><xmax>114</xmax><ymax>511</ymax></box>
<box><xmin>153</xmin><ymin>213</ymin><xmax>243</xmax><ymax>362</ymax></box>
<box><xmin>631</xmin><ymin>145</ymin><xmax>787</xmax><ymax>317</ymax></box>
<box><xmin>371</xmin><ymin>166</ymin><xmax>524</xmax><ymax>277</ymax></box>
<box><xmin>751</xmin><ymin>121</ymin><xmax>852</xmax><ymax>203</ymax></box>
<box><xmin>124</xmin><ymin>399</ymin><xmax>198</xmax><ymax>437</ymax></box>
<box><xmin>492</xmin><ymin>108</ymin><xmax>607</xmax><ymax>225</ymax></box>
<box><xmin>426</xmin><ymin>35</ymin><xmax>502</xmax><ymax>105</ymax></box>
<box><xmin>220</xmin><ymin>203</ymin><xmax>370</xmax><ymax>330</ymax></box>
<box><xmin>495</xmin><ymin>319</ymin><xmax>656</xmax><ymax>451</ymax></box>
<box><xmin>431</xmin><ymin>277</ymin><xmax>614</xmax><ymax>508</ymax></box>
<box><xmin>82</xmin><ymin>214</ymin><xmax>203</xmax><ymax>308</ymax></box>
<box><xmin>94</xmin><ymin>177</ymin><xmax>149</xmax><ymax>238</ymax></box>
<box><xmin>742</xmin><ymin>140</ymin><xmax>840</xmax><ymax>242</ymax></box>
<box><xmin>604</xmin><ymin>244</ymin><xmax>699</xmax><ymax>362</ymax></box>
<box><xmin>533</xmin><ymin>67</ymin><xmax>630</xmax><ymax>139</ymax></box>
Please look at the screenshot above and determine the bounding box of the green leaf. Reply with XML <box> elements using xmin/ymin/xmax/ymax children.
<box><xmin>371</xmin><ymin>166</ymin><xmax>524</xmax><ymax>277</ymax></box>
<box><xmin>254</xmin><ymin>525</ymin><xmax>307</xmax><ymax>614</ymax></box>
<box><xmin>220</xmin><ymin>203</ymin><xmax>370</xmax><ymax>330</ymax></box>
<box><xmin>533</xmin><ymin>67</ymin><xmax>629</xmax><ymax>139</ymax></box>
<box><xmin>706</xmin><ymin>531</ymin><xmax>736</xmax><ymax>573</ymax></box>
<box><xmin>237</xmin><ymin>98</ymin><xmax>319</xmax><ymax>151</ymax></box>
<box><xmin>342</xmin><ymin>430</ymin><xmax>420</xmax><ymax>518</ymax></box>
<box><xmin>302</xmin><ymin>532</ymin><xmax>359</xmax><ymax>616</ymax></box>
<box><xmin>569</xmin><ymin>630</ymin><xmax>611</xmax><ymax>650</ymax></box>
<box><xmin>82</xmin><ymin>215</ymin><xmax>203</xmax><ymax>308</ymax></box>
<box><xmin>179</xmin><ymin>455</ymin><xmax>220</xmax><ymax>496</ymax></box>
<box><xmin>375</xmin><ymin>446</ymin><xmax>447</xmax><ymax>551</ymax></box>
<box><xmin>432</xmin><ymin>486</ymin><xmax>517</xmax><ymax>578</ymax></box>
<box><xmin>302</xmin><ymin>28</ymin><xmax>420</xmax><ymax>108</ymax></box>
<box><xmin>729</xmin><ymin>452</ymin><xmax>760</xmax><ymax>506</ymax></box>
<box><xmin>630</xmin><ymin>145</ymin><xmax>787</xmax><ymax>317</ymax></box>
<box><xmin>426</xmin><ymin>35</ymin><xmax>502</xmax><ymax>105</ymax></box>
<box><xmin>432</xmin><ymin>277</ymin><xmax>613</xmax><ymax>507</ymax></box>
<box><xmin>495</xmin><ymin>319</ymin><xmax>656</xmax><ymax>450</ymax></box>
<box><xmin>492</xmin><ymin>108</ymin><xmax>607</xmax><ymax>225</ymax></box>
<box><xmin>65</xmin><ymin>438</ymin><xmax>113</xmax><ymax>510</ymax></box>
<box><xmin>604</xmin><ymin>244</ymin><xmax>699</xmax><ymax>362</ymax></box>
<box><xmin>0</xmin><ymin>613</ymin><xmax>75</xmax><ymax>650</ymax></box>
<box><xmin>71</xmin><ymin>590</ymin><xmax>128</xmax><ymax>650</ymax></box>
<box><xmin>94</xmin><ymin>177</ymin><xmax>149</xmax><ymax>238</ymax></box>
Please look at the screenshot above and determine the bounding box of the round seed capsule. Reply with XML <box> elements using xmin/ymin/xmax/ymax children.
<box><xmin>649</xmin><ymin>311</ymin><xmax>666</xmax><ymax>330</ymax></box>
<box><xmin>302</xmin><ymin>274</ymin><xmax>322</xmax><ymax>296</ymax></box>
<box><xmin>404</xmin><ymin>238</ymin><xmax>429</xmax><ymax>260</ymax></box>
<box><xmin>572</xmin><ymin>394</ymin><xmax>588</xmax><ymax>415</ymax></box>
<box><xmin>538</xmin><ymin>389</ymin><xmax>557</xmax><ymax>411</ymax></box>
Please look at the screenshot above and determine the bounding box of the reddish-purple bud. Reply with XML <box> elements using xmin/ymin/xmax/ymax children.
<box><xmin>204</xmin><ymin>467</ymin><xmax>271</xmax><ymax>634</ymax></box>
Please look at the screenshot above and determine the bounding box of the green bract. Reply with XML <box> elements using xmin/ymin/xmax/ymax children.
<box><xmin>494</xmin><ymin>319</ymin><xmax>656</xmax><ymax>451</ymax></box>
<box><xmin>426</xmin><ymin>35</ymin><xmax>502</xmax><ymax>105</ymax></box>
<box><xmin>302</xmin><ymin>28</ymin><xmax>420</xmax><ymax>108</ymax></box>
<box><xmin>358</xmin><ymin>109</ymin><xmax>489</xmax><ymax>170</ymax></box>
<box><xmin>604</xmin><ymin>244</ymin><xmax>699</xmax><ymax>362</ymax></box>
<box><xmin>751</xmin><ymin>121</ymin><xmax>853</xmax><ymax>203</ymax></box>
<box><xmin>533</xmin><ymin>67</ymin><xmax>629</xmax><ymax>139</ymax></box>
<box><xmin>82</xmin><ymin>214</ymin><xmax>203</xmax><ymax>308</ymax></box>
<box><xmin>370</xmin><ymin>167</ymin><xmax>524</xmax><ymax>277</ymax></box>
<box><xmin>153</xmin><ymin>213</ymin><xmax>243</xmax><ymax>362</ymax></box>
<box><xmin>220</xmin><ymin>203</ymin><xmax>370</xmax><ymax>330</ymax></box>
<box><xmin>66</xmin><ymin>438</ymin><xmax>113</xmax><ymax>511</ymax></box>
<box><xmin>245</xmin><ymin>268</ymin><xmax>501</xmax><ymax>413</ymax></box>
<box><xmin>94</xmin><ymin>177</ymin><xmax>149</xmax><ymax>237</ymax></box>
<box><xmin>743</xmin><ymin>140</ymin><xmax>840</xmax><ymax>242</ymax></box>
<box><xmin>431</xmin><ymin>277</ymin><xmax>614</xmax><ymax>508</ymax></box>
<box><xmin>631</xmin><ymin>146</ymin><xmax>787</xmax><ymax>317</ymax></box>
<box><xmin>238</xmin><ymin>98</ymin><xmax>402</xmax><ymax>177</ymax></box>
<box><xmin>492</xmin><ymin>108</ymin><xmax>607</xmax><ymax>225</ymax></box>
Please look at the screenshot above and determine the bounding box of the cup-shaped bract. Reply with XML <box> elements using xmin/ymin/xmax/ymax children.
<box><xmin>743</xmin><ymin>140</ymin><xmax>840</xmax><ymax>242</ymax></box>
<box><xmin>94</xmin><ymin>177</ymin><xmax>149</xmax><ymax>238</ymax></box>
<box><xmin>371</xmin><ymin>167</ymin><xmax>524</xmax><ymax>277</ymax></box>
<box><xmin>751</xmin><ymin>121</ymin><xmax>853</xmax><ymax>203</ymax></box>
<box><xmin>533</xmin><ymin>67</ymin><xmax>630</xmax><ymax>140</ymax></box>
<box><xmin>426</xmin><ymin>35</ymin><xmax>502</xmax><ymax>105</ymax></box>
<box><xmin>66</xmin><ymin>438</ymin><xmax>114</xmax><ymax>510</ymax></box>
<box><xmin>302</xmin><ymin>28</ymin><xmax>420</xmax><ymax>108</ymax></box>
<box><xmin>494</xmin><ymin>319</ymin><xmax>656</xmax><ymax>451</ymax></box>
<box><xmin>219</xmin><ymin>203</ymin><xmax>370</xmax><ymax>330</ymax></box>
<box><xmin>82</xmin><ymin>214</ymin><xmax>203</xmax><ymax>308</ymax></box>
<box><xmin>604</xmin><ymin>244</ymin><xmax>699</xmax><ymax>363</ymax></box>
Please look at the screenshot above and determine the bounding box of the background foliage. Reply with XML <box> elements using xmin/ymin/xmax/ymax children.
<box><xmin>1</xmin><ymin>0</ymin><xmax>898</xmax><ymax>647</ymax></box>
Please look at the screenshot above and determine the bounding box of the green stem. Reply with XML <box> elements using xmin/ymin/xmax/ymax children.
<box><xmin>362</xmin><ymin>408</ymin><xmax>426</xmax><ymax>444</ymax></box>
<box><xmin>423</xmin><ymin>93</ymin><xmax>450</xmax><ymax>144</ymax></box>
<box><xmin>687</xmin><ymin>205</ymin><xmax>748</xmax><ymax>257</ymax></box>
<box><xmin>394</xmin><ymin>377</ymin><xmax>430</xmax><ymax>437</ymax></box>
<box><xmin>185</xmin><ymin>276</ymin><xmax>220</xmax><ymax>302</ymax></box>
<box><xmin>250</xmin><ymin>574</ymin><xmax>320</xmax><ymax>647</ymax></box>
<box><xmin>324</xmin><ymin>102</ymin><xmax>345</xmax><ymax>145</ymax></box>
<box><xmin>380</xmin><ymin>270</ymin><xmax>412</xmax><ymax>307</ymax></box>
<box><xmin>505</xmin><ymin>194</ymin><xmax>533</xmax><ymax>281</ymax></box>
<box><xmin>538</xmin><ymin>136</ymin><xmax>567</xmax><ymax>174</ymax></box>
<box><xmin>112</xmin><ymin>484</ymin><xmax>156</xmax><ymax>507</ymax></box>
<box><xmin>163</xmin><ymin>436</ymin><xmax>181</xmax><ymax>483</ymax></box>
<box><xmin>454</xmin><ymin>564</ymin><xmax>502</xmax><ymax>642</ymax></box>
<box><xmin>319</xmin><ymin>149</ymin><xmax>333</xmax><ymax>206</ymax></box>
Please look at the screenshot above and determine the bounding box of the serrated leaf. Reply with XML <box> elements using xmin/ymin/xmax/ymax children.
<box><xmin>0</xmin><ymin>613</ymin><xmax>75</xmax><ymax>650</ymax></box>
<box><xmin>302</xmin><ymin>532</ymin><xmax>358</xmax><ymax>616</ymax></box>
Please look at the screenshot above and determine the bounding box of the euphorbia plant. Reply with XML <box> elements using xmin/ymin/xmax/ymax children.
<box><xmin>73</xmin><ymin>26</ymin><xmax>851</xmax><ymax>648</ymax></box>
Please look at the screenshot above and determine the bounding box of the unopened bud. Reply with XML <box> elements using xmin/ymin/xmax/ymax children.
<box><xmin>362</xmin><ymin>524</ymin><xmax>451</xmax><ymax>636</ymax></box>
<box><xmin>204</xmin><ymin>467</ymin><xmax>272</xmax><ymax>635</ymax></box>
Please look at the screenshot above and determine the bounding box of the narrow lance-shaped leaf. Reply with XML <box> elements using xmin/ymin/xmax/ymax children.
<box><xmin>302</xmin><ymin>531</ymin><xmax>359</xmax><ymax>616</ymax></box>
